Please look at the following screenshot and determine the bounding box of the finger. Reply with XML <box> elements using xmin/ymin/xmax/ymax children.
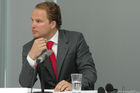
<box><xmin>38</xmin><ymin>46</ymin><xmax>47</xmax><ymax>52</ymax></box>
<box><xmin>41</xmin><ymin>46</ymin><xmax>47</xmax><ymax>50</ymax></box>
<box><xmin>56</xmin><ymin>80</ymin><xmax>71</xmax><ymax>92</ymax></box>
<box><xmin>38</xmin><ymin>40</ymin><xmax>47</xmax><ymax>45</ymax></box>
<box><xmin>54</xmin><ymin>80</ymin><xmax>65</xmax><ymax>91</ymax></box>
<box><xmin>37</xmin><ymin>38</ymin><xmax>46</xmax><ymax>41</ymax></box>
<box><xmin>41</xmin><ymin>38</ymin><xmax>47</xmax><ymax>43</ymax></box>
<box><xmin>38</xmin><ymin>42</ymin><xmax>47</xmax><ymax>47</ymax></box>
<box><xmin>65</xmin><ymin>87</ymin><xmax>71</xmax><ymax>91</ymax></box>
<box><xmin>54</xmin><ymin>84</ymin><xmax>61</xmax><ymax>91</ymax></box>
<box><xmin>60</xmin><ymin>82</ymin><xmax>72</xmax><ymax>91</ymax></box>
<box><xmin>54</xmin><ymin>85</ymin><xmax>60</xmax><ymax>92</ymax></box>
<box><xmin>37</xmin><ymin>38</ymin><xmax>47</xmax><ymax>44</ymax></box>
<box><xmin>34</xmin><ymin>39</ymin><xmax>45</xmax><ymax>46</ymax></box>
<box><xmin>40</xmin><ymin>43</ymin><xmax>46</xmax><ymax>47</ymax></box>
<box><xmin>60</xmin><ymin>84</ymin><xmax>68</xmax><ymax>91</ymax></box>
<box><xmin>54</xmin><ymin>83</ymin><xmax>60</xmax><ymax>91</ymax></box>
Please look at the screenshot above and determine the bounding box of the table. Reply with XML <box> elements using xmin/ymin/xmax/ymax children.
<box><xmin>0</xmin><ymin>88</ymin><xmax>97</xmax><ymax>93</ymax></box>
<box><xmin>0</xmin><ymin>88</ymin><xmax>139</xmax><ymax>93</ymax></box>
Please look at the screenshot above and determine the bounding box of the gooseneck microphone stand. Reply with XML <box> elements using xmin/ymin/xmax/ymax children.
<box><xmin>30</xmin><ymin>59</ymin><xmax>40</xmax><ymax>93</ymax></box>
<box><xmin>30</xmin><ymin>49</ymin><xmax>53</xmax><ymax>93</ymax></box>
<box><xmin>31</xmin><ymin>61</ymin><xmax>52</xmax><ymax>93</ymax></box>
<box><xmin>40</xmin><ymin>65</ymin><xmax>45</xmax><ymax>93</ymax></box>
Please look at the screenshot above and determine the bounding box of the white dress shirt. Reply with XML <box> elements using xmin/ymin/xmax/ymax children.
<box><xmin>27</xmin><ymin>30</ymin><xmax>59</xmax><ymax>68</ymax></box>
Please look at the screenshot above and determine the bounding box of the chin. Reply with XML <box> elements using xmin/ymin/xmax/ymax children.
<box><xmin>33</xmin><ymin>35</ymin><xmax>40</xmax><ymax>38</ymax></box>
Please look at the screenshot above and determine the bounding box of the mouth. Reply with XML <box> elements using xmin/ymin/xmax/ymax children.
<box><xmin>32</xmin><ymin>30</ymin><xmax>38</xmax><ymax>34</ymax></box>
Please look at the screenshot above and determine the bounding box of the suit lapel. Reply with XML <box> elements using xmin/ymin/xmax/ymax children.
<box><xmin>57</xmin><ymin>30</ymin><xmax>69</xmax><ymax>80</ymax></box>
<box><xmin>43</xmin><ymin>56</ymin><xmax>56</xmax><ymax>80</ymax></box>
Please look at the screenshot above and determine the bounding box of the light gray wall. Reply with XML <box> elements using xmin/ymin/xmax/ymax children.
<box><xmin>1</xmin><ymin>0</ymin><xmax>140</xmax><ymax>91</ymax></box>
<box><xmin>5</xmin><ymin>0</ymin><xmax>46</xmax><ymax>87</ymax></box>
<box><xmin>0</xmin><ymin>0</ymin><xmax>5</xmax><ymax>87</ymax></box>
<box><xmin>58</xmin><ymin>0</ymin><xmax>140</xmax><ymax>91</ymax></box>
<box><xmin>0</xmin><ymin>0</ymin><xmax>56</xmax><ymax>88</ymax></box>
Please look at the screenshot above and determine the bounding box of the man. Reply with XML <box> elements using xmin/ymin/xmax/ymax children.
<box><xmin>19</xmin><ymin>1</ymin><xmax>97</xmax><ymax>92</ymax></box>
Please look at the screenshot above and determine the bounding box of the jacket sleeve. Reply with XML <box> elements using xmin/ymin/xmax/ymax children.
<box><xmin>76</xmin><ymin>33</ymin><xmax>97</xmax><ymax>90</ymax></box>
<box><xmin>19</xmin><ymin>45</ymin><xmax>37</xmax><ymax>88</ymax></box>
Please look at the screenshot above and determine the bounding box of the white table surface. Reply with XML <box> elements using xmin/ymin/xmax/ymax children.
<box><xmin>1</xmin><ymin>88</ymin><xmax>139</xmax><ymax>93</ymax></box>
<box><xmin>0</xmin><ymin>88</ymin><xmax>97</xmax><ymax>93</ymax></box>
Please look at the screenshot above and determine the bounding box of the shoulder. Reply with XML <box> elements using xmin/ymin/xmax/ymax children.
<box><xmin>23</xmin><ymin>39</ymin><xmax>35</xmax><ymax>49</ymax></box>
<box><xmin>59</xmin><ymin>29</ymin><xmax>82</xmax><ymax>35</ymax></box>
<box><xmin>59</xmin><ymin>29</ymin><xmax>84</xmax><ymax>39</ymax></box>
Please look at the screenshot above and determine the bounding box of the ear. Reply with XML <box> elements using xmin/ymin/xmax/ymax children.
<box><xmin>50</xmin><ymin>21</ymin><xmax>57</xmax><ymax>29</ymax></box>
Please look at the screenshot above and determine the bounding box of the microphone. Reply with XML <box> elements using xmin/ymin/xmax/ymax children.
<box><xmin>35</xmin><ymin>49</ymin><xmax>53</xmax><ymax>66</ymax></box>
<box><xmin>31</xmin><ymin>49</ymin><xmax>53</xmax><ymax>93</ymax></box>
<box><xmin>98</xmin><ymin>87</ymin><xmax>105</xmax><ymax>93</ymax></box>
<box><xmin>105</xmin><ymin>83</ymin><xmax>118</xmax><ymax>93</ymax></box>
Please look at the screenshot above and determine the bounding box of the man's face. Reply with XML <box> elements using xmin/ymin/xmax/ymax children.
<box><xmin>31</xmin><ymin>8</ymin><xmax>54</xmax><ymax>39</ymax></box>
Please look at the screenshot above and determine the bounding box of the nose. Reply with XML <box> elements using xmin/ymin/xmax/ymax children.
<box><xmin>32</xmin><ymin>21</ymin><xmax>36</xmax><ymax>28</ymax></box>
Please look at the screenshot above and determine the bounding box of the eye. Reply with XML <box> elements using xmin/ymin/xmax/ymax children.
<box><xmin>36</xmin><ymin>19</ymin><xmax>42</xmax><ymax>23</ymax></box>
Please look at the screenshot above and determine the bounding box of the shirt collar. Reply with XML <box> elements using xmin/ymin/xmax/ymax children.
<box><xmin>49</xmin><ymin>30</ymin><xmax>58</xmax><ymax>44</ymax></box>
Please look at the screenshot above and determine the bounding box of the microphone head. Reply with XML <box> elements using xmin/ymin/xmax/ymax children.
<box><xmin>37</xmin><ymin>49</ymin><xmax>53</xmax><ymax>63</ymax></box>
<box><xmin>46</xmin><ymin>49</ymin><xmax>53</xmax><ymax>56</ymax></box>
<box><xmin>98</xmin><ymin>87</ymin><xmax>105</xmax><ymax>93</ymax></box>
<box><xmin>105</xmin><ymin>83</ymin><xmax>114</xmax><ymax>92</ymax></box>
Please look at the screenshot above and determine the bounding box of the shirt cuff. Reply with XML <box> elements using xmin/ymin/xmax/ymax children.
<box><xmin>27</xmin><ymin>54</ymin><xmax>36</xmax><ymax>68</ymax></box>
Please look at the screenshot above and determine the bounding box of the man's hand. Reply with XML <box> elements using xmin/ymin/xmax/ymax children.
<box><xmin>54</xmin><ymin>80</ymin><xmax>72</xmax><ymax>92</ymax></box>
<box><xmin>29</xmin><ymin>38</ymin><xmax>47</xmax><ymax>60</ymax></box>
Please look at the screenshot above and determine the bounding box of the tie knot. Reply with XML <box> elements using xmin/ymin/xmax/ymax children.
<box><xmin>47</xmin><ymin>41</ymin><xmax>54</xmax><ymax>49</ymax></box>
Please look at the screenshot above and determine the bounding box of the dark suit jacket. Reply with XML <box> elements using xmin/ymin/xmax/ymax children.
<box><xmin>19</xmin><ymin>29</ymin><xmax>97</xmax><ymax>90</ymax></box>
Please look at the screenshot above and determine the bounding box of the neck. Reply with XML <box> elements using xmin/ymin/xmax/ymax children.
<box><xmin>45</xmin><ymin>28</ymin><xmax>57</xmax><ymax>40</ymax></box>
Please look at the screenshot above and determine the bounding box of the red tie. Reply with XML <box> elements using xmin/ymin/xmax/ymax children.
<box><xmin>46</xmin><ymin>41</ymin><xmax>57</xmax><ymax>79</ymax></box>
